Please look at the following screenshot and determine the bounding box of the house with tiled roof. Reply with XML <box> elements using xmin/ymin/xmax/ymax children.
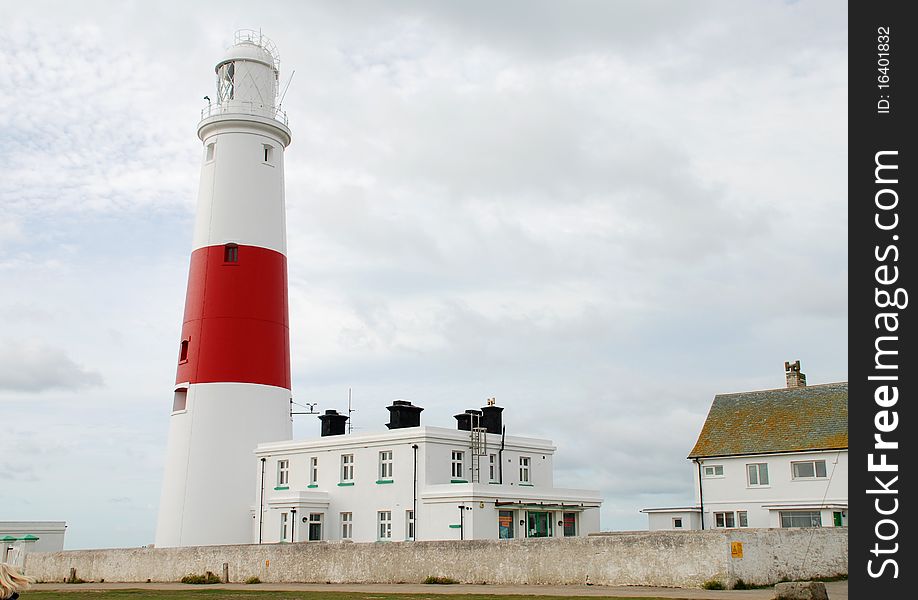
<box><xmin>642</xmin><ymin>362</ymin><xmax>848</xmax><ymax>531</ymax></box>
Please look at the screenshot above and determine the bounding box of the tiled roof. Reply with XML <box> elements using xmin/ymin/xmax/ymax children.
<box><xmin>688</xmin><ymin>382</ymin><xmax>848</xmax><ymax>458</ymax></box>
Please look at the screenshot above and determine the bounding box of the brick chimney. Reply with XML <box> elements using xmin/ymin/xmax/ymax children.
<box><xmin>785</xmin><ymin>360</ymin><xmax>807</xmax><ymax>388</ymax></box>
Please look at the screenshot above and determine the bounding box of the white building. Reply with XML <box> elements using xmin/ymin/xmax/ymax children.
<box><xmin>643</xmin><ymin>362</ymin><xmax>848</xmax><ymax>531</ymax></box>
<box><xmin>1</xmin><ymin>521</ymin><xmax>67</xmax><ymax>567</ymax></box>
<box><xmin>253</xmin><ymin>401</ymin><xmax>602</xmax><ymax>543</ymax></box>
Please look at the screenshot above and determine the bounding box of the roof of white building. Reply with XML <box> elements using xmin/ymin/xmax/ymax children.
<box><xmin>688</xmin><ymin>381</ymin><xmax>848</xmax><ymax>459</ymax></box>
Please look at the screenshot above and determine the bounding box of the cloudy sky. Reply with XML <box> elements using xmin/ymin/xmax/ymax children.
<box><xmin>0</xmin><ymin>1</ymin><xmax>847</xmax><ymax>549</ymax></box>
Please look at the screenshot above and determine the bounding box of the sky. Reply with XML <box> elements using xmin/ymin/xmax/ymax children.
<box><xmin>0</xmin><ymin>0</ymin><xmax>847</xmax><ymax>549</ymax></box>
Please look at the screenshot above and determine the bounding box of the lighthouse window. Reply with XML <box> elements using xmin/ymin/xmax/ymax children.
<box><xmin>263</xmin><ymin>144</ymin><xmax>274</xmax><ymax>164</ymax></box>
<box><xmin>172</xmin><ymin>389</ymin><xmax>187</xmax><ymax>413</ymax></box>
<box><xmin>179</xmin><ymin>339</ymin><xmax>189</xmax><ymax>363</ymax></box>
<box><xmin>218</xmin><ymin>62</ymin><xmax>235</xmax><ymax>101</ymax></box>
<box><xmin>223</xmin><ymin>244</ymin><xmax>239</xmax><ymax>263</ymax></box>
<box><xmin>205</xmin><ymin>143</ymin><xmax>215</xmax><ymax>162</ymax></box>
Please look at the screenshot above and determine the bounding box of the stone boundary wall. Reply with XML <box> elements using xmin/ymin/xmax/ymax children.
<box><xmin>24</xmin><ymin>528</ymin><xmax>847</xmax><ymax>588</ymax></box>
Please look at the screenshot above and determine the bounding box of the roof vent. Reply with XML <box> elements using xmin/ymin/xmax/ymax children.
<box><xmin>386</xmin><ymin>400</ymin><xmax>423</xmax><ymax>429</ymax></box>
<box><xmin>318</xmin><ymin>409</ymin><xmax>348</xmax><ymax>436</ymax></box>
<box><xmin>785</xmin><ymin>360</ymin><xmax>806</xmax><ymax>388</ymax></box>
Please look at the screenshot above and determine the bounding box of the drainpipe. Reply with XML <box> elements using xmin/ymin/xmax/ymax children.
<box><xmin>459</xmin><ymin>505</ymin><xmax>465</xmax><ymax>540</ymax></box>
<box><xmin>412</xmin><ymin>443</ymin><xmax>419</xmax><ymax>541</ymax></box>
<box><xmin>694</xmin><ymin>459</ymin><xmax>705</xmax><ymax>530</ymax></box>
<box><xmin>259</xmin><ymin>457</ymin><xmax>267</xmax><ymax>543</ymax></box>
<box><xmin>498</xmin><ymin>426</ymin><xmax>506</xmax><ymax>484</ymax></box>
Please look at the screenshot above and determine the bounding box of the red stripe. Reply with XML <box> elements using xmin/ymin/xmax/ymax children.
<box><xmin>175</xmin><ymin>245</ymin><xmax>290</xmax><ymax>388</ymax></box>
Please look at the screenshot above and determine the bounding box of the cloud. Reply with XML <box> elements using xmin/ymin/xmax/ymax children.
<box><xmin>0</xmin><ymin>342</ymin><xmax>104</xmax><ymax>393</ymax></box>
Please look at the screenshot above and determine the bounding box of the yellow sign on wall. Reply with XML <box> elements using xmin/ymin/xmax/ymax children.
<box><xmin>731</xmin><ymin>541</ymin><xmax>743</xmax><ymax>559</ymax></box>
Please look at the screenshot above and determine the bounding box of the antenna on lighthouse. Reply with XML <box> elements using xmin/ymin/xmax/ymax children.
<box><xmin>279</xmin><ymin>70</ymin><xmax>295</xmax><ymax>106</ymax></box>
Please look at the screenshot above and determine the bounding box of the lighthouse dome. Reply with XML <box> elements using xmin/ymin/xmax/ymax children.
<box><xmin>217</xmin><ymin>40</ymin><xmax>276</xmax><ymax>72</ymax></box>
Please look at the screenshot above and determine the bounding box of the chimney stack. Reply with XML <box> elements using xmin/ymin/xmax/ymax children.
<box><xmin>386</xmin><ymin>400</ymin><xmax>423</xmax><ymax>429</ymax></box>
<box><xmin>454</xmin><ymin>409</ymin><xmax>482</xmax><ymax>431</ymax></box>
<box><xmin>318</xmin><ymin>409</ymin><xmax>349</xmax><ymax>436</ymax></box>
<box><xmin>785</xmin><ymin>360</ymin><xmax>806</xmax><ymax>388</ymax></box>
<box><xmin>480</xmin><ymin>398</ymin><xmax>503</xmax><ymax>434</ymax></box>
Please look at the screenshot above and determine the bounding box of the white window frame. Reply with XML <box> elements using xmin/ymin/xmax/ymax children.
<box><xmin>780</xmin><ymin>510</ymin><xmax>823</xmax><ymax>528</ymax></box>
<box><xmin>340</xmin><ymin>512</ymin><xmax>352</xmax><ymax>540</ymax></box>
<box><xmin>277</xmin><ymin>459</ymin><xmax>289</xmax><ymax>486</ymax></box>
<box><xmin>791</xmin><ymin>459</ymin><xmax>828</xmax><ymax>480</ymax></box>
<box><xmin>309</xmin><ymin>456</ymin><xmax>318</xmax><ymax>485</ymax></box>
<box><xmin>519</xmin><ymin>456</ymin><xmax>531</xmax><ymax>484</ymax></box>
<box><xmin>379</xmin><ymin>450</ymin><xmax>393</xmax><ymax>480</ymax></box>
<box><xmin>746</xmin><ymin>462</ymin><xmax>769</xmax><ymax>487</ymax></box>
<box><xmin>714</xmin><ymin>511</ymin><xmax>736</xmax><ymax>528</ymax></box>
<box><xmin>488</xmin><ymin>453</ymin><xmax>498</xmax><ymax>482</ymax></box>
<box><xmin>672</xmin><ymin>517</ymin><xmax>683</xmax><ymax>529</ymax></box>
<box><xmin>280</xmin><ymin>511</ymin><xmax>289</xmax><ymax>542</ymax></box>
<box><xmin>702</xmin><ymin>464</ymin><xmax>724</xmax><ymax>478</ymax></box>
<box><xmin>406</xmin><ymin>509</ymin><xmax>415</xmax><ymax>541</ymax></box>
<box><xmin>738</xmin><ymin>511</ymin><xmax>748</xmax><ymax>528</ymax></box>
<box><xmin>451</xmin><ymin>451</ymin><xmax>464</xmax><ymax>479</ymax></box>
<box><xmin>341</xmin><ymin>454</ymin><xmax>354</xmax><ymax>482</ymax></box>
<box><xmin>378</xmin><ymin>510</ymin><xmax>392</xmax><ymax>540</ymax></box>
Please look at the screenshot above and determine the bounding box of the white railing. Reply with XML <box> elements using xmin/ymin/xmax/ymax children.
<box><xmin>200</xmin><ymin>101</ymin><xmax>288</xmax><ymax>126</ymax></box>
<box><xmin>234</xmin><ymin>29</ymin><xmax>280</xmax><ymax>71</ymax></box>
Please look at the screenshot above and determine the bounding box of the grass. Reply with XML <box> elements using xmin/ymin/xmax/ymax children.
<box><xmin>25</xmin><ymin>592</ymin><xmax>682</xmax><ymax>600</ymax></box>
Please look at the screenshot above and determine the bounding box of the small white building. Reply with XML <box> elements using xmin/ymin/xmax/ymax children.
<box><xmin>643</xmin><ymin>362</ymin><xmax>848</xmax><ymax>531</ymax></box>
<box><xmin>1</xmin><ymin>521</ymin><xmax>67</xmax><ymax>567</ymax></box>
<box><xmin>253</xmin><ymin>401</ymin><xmax>602</xmax><ymax>543</ymax></box>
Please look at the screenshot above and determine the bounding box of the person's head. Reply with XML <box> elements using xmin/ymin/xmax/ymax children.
<box><xmin>0</xmin><ymin>563</ymin><xmax>32</xmax><ymax>599</ymax></box>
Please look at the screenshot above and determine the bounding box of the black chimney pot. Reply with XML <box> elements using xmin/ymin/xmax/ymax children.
<box><xmin>318</xmin><ymin>409</ymin><xmax>348</xmax><ymax>436</ymax></box>
<box><xmin>480</xmin><ymin>404</ymin><xmax>504</xmax><ymax>434</ymax></box>
<box><xmin>386</xmin><ymin>400</ymin><xmax>423</xmax><ymax>429</ymax></box>
<box><xmin>454</xmin><ymin>409</ymin><xmax>483</xmax><ymax>431</ymax></box>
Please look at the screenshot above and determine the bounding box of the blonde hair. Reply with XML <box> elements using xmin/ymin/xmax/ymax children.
<box><xmin>0</xmin><ymin>563</ymin><xmax>32</xmax><ymax>599</ymax></box>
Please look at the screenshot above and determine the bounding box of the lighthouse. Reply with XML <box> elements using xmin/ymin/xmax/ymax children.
<box><xmin>155</xmin><ymin>31</ymin><xmax>293</xmax><ymax>547</ymax></box>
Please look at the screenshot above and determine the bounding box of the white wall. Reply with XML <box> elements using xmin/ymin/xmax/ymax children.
<box><xmin>693</xmin><ymin>450</ymin><xmax>848</xmax><ymax>529</ymax></box>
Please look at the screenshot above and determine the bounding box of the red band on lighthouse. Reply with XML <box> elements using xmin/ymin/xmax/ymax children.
<box><xmin>176</xmin><ymin>244</ymin><xmax>290</xmax><ymax>389</ymax></box>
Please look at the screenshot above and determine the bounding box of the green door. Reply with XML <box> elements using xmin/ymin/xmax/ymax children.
<box><xmin>833</xmin><ymin>512</ymin><xmax>843</xmax><ymax>527</ymax></box>
<box><xmin>526</xmin><ymin>511</ymin><xmax>552</xmax><ymax>538</ymax></box>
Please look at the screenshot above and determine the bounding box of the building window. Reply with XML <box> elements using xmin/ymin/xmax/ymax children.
<box><xmin>792</xmin><ymin>460</ymin><xmax>828</xmax><ymax>480</ymax></box>
<box><xmin>340</xmin><ymin>512</ymin><xmax>352</xmax><ymax>539</ymax></box>
<box><xmin>179</xmin><ymin>339</ymin><xmax>190</xmax><ymax>363</ymax></box>
<box><xmin>781</xmin><ymin>510</ymin><xmax>823</xmax><ymax>528</ymax></box>
<box><xmin>489</xmin><ymin>454</ymin><xmax>497</xmax><ymax>482</ymax></box>
<box><xmin>378</xmin><ymin>511</ymin><xmax>392</xmax><ymax>540</ymax></box>
<box><xmin>747</xmin><ymin>462</ymin><xmax>769</xmax><ymax>486</ymax></box>
<box><xmin>280</xmin><ymin>512</ymin><xmax>289</xmax><ymax>542</ymax></box>
<box><xmin>277</xmin><ymin>460</ymin><xmax>289</xmax><ymax>486</ymax></box>
<box><xmin>714</xmin><ymin>511</ymin><xmax>736</xmax><ymax>528</ymax></box>
<box><xmin>379</xmin><ymin>450</ymin><xmax>393</xmax><ymax>480</ymax></box>
<box><xmin>309</xmin><ymin>457</ymin><xmax>318</xmax><ymax>485</ymax></box>
<box><xmin>172</xmin><ymin>389</ymin><xmax>187</xmax><ymax>412</ymax></box>
<box><xmin>526</xmin><ymin>511</ymin><xmax>552</xmax><ymax>538</ymax></box>
<box><xmin>673</xmin><ymin>517</ymin><xmax>683</xmax><ymax>529</ymax></box>
<box><xmin>703</xmin><ymin>465</ymin><xmax>724</xmax><ymax>478</ymax></box>
<box><xmin>340</xmin><ymin>454</ymin><xmax>354</xmax><ymax>482</ymax></box>
<box><xmin>738</xmin><ymin>511</ymin><xmax>748</xmax><ymax>527</ymax></box>
<box><xmin>263</xmin><ymin>144</ymin><xmax>274</xmax><ymax>164</ymax></box>
<box><xmin>406</xmin><ymin>510</ymin><xmax>415</xmax><ymax>541</ymax></box>
<box><xmin>563</xmin><ymin>512</ymin><xmax>577</xmax><ymax>536</ymax></box>
<box><xmin>451</xmin><ymin>451</ymin><xmax>464</xmax><ymax>479</ymax></box>
<box><xmin>224</xmin><ymin>243</ymin><xmax>239</xmax><ymax>263</ymax></box>
<box><xmin>205</xmin><ymin>143</ymin><xmax>215</xmax><ymax>162</ymax></box>
<box><xmin>499</xmin><ymin>510</ymin><xmax>515</xmax><ymax>539</ymax></box>
<box><xmin>308</xmin><ymin>513</ymin><xmax>322</xmax><ymax>541</ymax></box>
<box><xmin>519</xmin><ymin>456</ymin><xmax>531</xmax><ymax>484</ymax></box>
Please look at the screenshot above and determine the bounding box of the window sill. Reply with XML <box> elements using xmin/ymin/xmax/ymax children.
<box><xmin>519</xmin><ymin>483</ymin><xmax>534</xmax><ymax>487</ymax></box>
<box><xmin>222</xmin><ymin>262</ymin><xmax>240</xmax><ymax>266</ymax></box>
<box><xmin>307</xmin><ymin>484</ymin><xmax>318</xmax><ymax>488</ymax></box>
<box><xmin>376</xmin><ymin>479</ymin><xmax>394</xmax><ymax>485</ymax></box>
<box><xmin>337</xmin><ymin>482</ymin><xmax>355</xmax><ymax>487</ymax></box>
<box><xmin>450</xmin><ymin>479</ymin><xmax>468</xmax><ymax>484</ymax></box>
<box><xmin>448</xmin><ymin>524</ymin><xmax>462</xmax><ymax>529</ymax></box>
<box><xmin>746</xmin><ymin>485</ymin><xmax>771</xmax><ymax>489</ymax></box>
<box><xmin>274</xmin><ymin>486</ymin><xmax>289</xmax><ymax>490</ymax></box>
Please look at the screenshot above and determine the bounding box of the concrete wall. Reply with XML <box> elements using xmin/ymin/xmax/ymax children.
<box><xmin>24</xmin><ymin>528</ymin><xmax>846</xmax><ymax>588</ymax></box>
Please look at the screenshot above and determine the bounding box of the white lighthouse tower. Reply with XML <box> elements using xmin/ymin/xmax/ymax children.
<box><xmin>155</xmin><ymin>31</ymin><xmax>293</xmax><ymax>547</ymax></box>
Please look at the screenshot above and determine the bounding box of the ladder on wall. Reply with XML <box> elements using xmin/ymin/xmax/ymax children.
<box><xmin>469</xmin><ymin>413</ymin><xmax>488</xmax><ymax>483</ymax></box>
